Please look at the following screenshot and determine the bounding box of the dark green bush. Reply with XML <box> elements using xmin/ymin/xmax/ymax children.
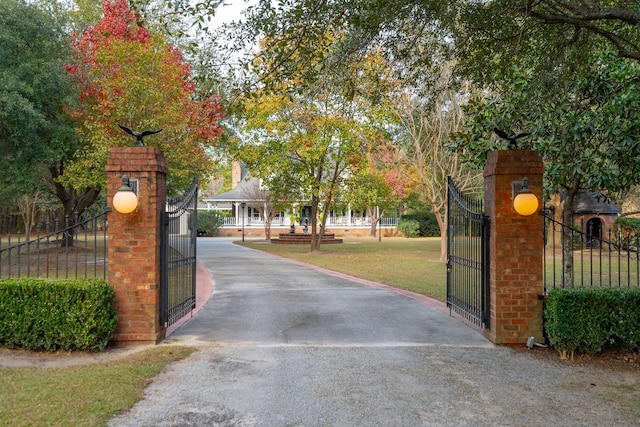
<box><xmin>397</xmin><ymin>211</ymin><xmax>440</xmax><ymax>237</ymax></box>
<box><xmin>0</xmin><ymin>278</ymin><xmax>117</xmax><ymax>351</ymax></box>
<box><xmin>397</xmin><ymin>219</ymin><xmax>420</xmax><ymax>237</ymax></box>
<box><xmin>194</xmin><ymin>210</ymin><xmax>224</xmax><ymax>236</ymax></box>
<box><xmin>544</xmin><ymin>288</ymin><xmax>640</xmax><ymax>359</ymax></box>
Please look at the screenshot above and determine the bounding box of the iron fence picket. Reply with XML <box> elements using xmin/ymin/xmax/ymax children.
<box><xmin>0</xmin><ymin>211</ymin><xmax>108</xmax><ymax>280</ymax></box>
<box><xmin>542</xmin><ymin>209</ymin><xmax>640</xmax><ymax>292</ymax></box>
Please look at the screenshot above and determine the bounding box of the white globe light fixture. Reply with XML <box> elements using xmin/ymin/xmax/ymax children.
<box><xmin>513</xmin><ymin>177</ymin><xmax>539</xmax><ymax>216</ymax></box>
<box><xmin>113</xmin><ymin>175</ymin><xmax>138</xmax><ymax>214</ymax></box>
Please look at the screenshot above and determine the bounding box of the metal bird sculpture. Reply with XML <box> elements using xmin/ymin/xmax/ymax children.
<box><xmin>494</xmin><ymin>127</ymin><xmax>531</xmax><ymax>150</ymax></box>
<box><xmin>118</xmin><ymin>124</ymin><xmax>162</xmax><ymax>146</ymax></box>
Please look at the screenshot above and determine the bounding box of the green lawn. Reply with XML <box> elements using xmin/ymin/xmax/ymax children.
<box><xmin>0</xmin><ymin>346</ymin><xmax>196</xmax><ymax>426</ymax></box>
<box><xmin>238</xmin><ymin>236</ymin><xmax>448</xmax><ymax>301</ymax></box>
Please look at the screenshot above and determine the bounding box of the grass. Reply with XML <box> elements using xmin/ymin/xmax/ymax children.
<box><xmin>0</xmin><ymin>346</ymin><xmax>196</xmax><ymax>427</ymax></box>
<box><xmin>0</xmin><ymin>236</ymin><xmax>108</xmax><ymax>280</ymax></box>
<box><xmin>238</xmin><ymin>236</ymin><xmax>448</xmax><ymax>301</ymax></box>
<box><xmin>544</xmin><ymin>248</ymin><xmax>640</xmax><ymax>289</ymax></box>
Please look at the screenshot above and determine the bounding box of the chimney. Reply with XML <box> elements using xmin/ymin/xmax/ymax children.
<box><xmin>231</xmin><ymin>161</ymin><xmax>241</xmax><ymax>189</ymax></box>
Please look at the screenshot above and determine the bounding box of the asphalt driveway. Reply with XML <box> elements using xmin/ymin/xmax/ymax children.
<box><xmin>109</xmin><ymin>238</ymin><xmax>640</xmax><ymax>426</ymax></box>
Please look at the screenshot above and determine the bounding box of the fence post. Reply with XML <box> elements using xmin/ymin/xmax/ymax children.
<box><xmin>106</xmin><ymin>147</ymin><xmax>168</xmax><ymax>345</ymax></box>
<box><xmin>483</xmin><ymin>150</ymin><xmax>544</xmax><ymax>344</ymax></box>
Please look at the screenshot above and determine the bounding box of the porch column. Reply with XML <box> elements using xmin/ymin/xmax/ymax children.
<box><xmin>106</xmin><ymin>147</ymin><xmax>168</xmax><ymax>345</ymax></box>
<box><xmin>483</xmin><ymin>150</ymin><xmax>544</xmax><ymax>344</ymax></box>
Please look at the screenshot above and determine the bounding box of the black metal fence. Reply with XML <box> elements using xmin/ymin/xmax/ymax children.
<box><xmin>543</xmin><ymin>210</ymin><xmax>640</xmax><ymax>293</ymax></box>
<box><xmin>446</xmin><ymin>176</ymin><xmax>490</xmax><ymax>328</ymax></box>
<box><xmin>160</xmin><ymin>178</ymin><xmax>198</xmax><ymax>327</ymax></box>
<box><xmin>0</xmin><ymin>211</ymin><xmax>108</xmax><ymax>280</ymax></box>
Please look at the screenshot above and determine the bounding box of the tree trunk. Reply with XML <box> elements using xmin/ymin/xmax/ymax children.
<box><xmin>545</xmin><ymin>194</ymin><xmax>564</xmax><ymax>250</ymax></box>
<box><xmin>264</xmin><ymin>218</ymin><xmax>272</xmax><ymax>240</ymax></box>
<box><xmin>310</xmin><ymin>194</ymin><xmax>321</xmax><ymax>252</ymax></box>
<box><xmin>438</xmin><ymin>204</ymin><xmax>448</xmax><ymax>262</ymax></box>
<box><xmin>49</xmin><ymin>162</ymin><xmax>101</xmax><ymax>248</ymax></box>
<box><xmin>17</xmin><ymin>192</ymin><xmax>41</xmax><ymax>241</ymax></box>
<box><xmin>560</xmin><ymin>187</ymin><xmax>580</xmax><ymax>288</ymax></box>
<box><xmin>369</xmin><ymin>207</ymin><xmax>378</xmax><ymax>238</ymax></box>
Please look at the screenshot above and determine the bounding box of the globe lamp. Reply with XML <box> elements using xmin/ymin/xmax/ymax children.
<box><xmin>513</xmin><ymin>177</ymin><xmax>539</xmax><ymax>216</ymax></box>
<box><xmin>113</xmin><ymin>175</ymin><xmax>138</xmax><ymax>214</ymax></box>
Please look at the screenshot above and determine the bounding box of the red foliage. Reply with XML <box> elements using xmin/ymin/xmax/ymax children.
<box><xmin>67</xmin><ymin>0</ymin><xmax>151</xmax><ymax>103</ymax></box>
<box><xmin>190</xmin><ymin>95</ymin><xmax>225</xmax><ymax>140</ymax></box>
<box><xmin>73</xmin><ymin>0</ymin><xmax>150</xmax><ymax>54</ymax></box>
<box><xmin>64</xmin><ymin>0</ymin><xmax>225</xmax><ymax>187</ymax></box>
<box><xmin>368</xmin><ymin>139</ymin><xmax>409</xmax><ymax>199</ymax></box>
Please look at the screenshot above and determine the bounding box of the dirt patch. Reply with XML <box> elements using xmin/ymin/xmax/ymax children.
<box><xmin>0</xmin><ymin>344</ymin><xmax>155</xmax><ymax>368</ymax></box>
<box><xmin>508</xmin><ymin>344</ymin><xmax>640</xmax><ymax>373</ymax></box>
<box><xmin>3</xmin><ymin>341</ymin><xmax>639</xmax><ymax>373</ymax></box>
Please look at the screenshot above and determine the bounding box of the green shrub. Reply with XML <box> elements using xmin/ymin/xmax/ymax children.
<box><xmin>397</xmin><ymin>219</ymin><xmax>421</xmax><ymax>237</ymax></box>
<box><xmin>0</xmin><ymin>278</ymin><xmax>117</xmax><ymax>351</ymax></box>
<box><xmin>544</xmin><ymin>288</ymin><xmax>640</xmax><ymax>359</ymax></box>
<box><xmin>397</xmin><ymin>211</ymin><xmax>440</xmax><ymax>237</ymax></box>
<box><xmin>194</xmin><ymin>210</ymin><xmax>224</xmax><ymax>236</ymax></box>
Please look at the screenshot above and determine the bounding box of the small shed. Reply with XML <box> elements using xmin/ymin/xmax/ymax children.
<box><xmin>572</xmin><ymin>191</ymin><xmax>621</xmax><ymax>242</ymax></box>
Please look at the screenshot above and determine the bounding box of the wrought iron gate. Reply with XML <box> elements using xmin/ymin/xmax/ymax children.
<box><xmin>446</xmin><ymin>176</ymin><xmax>490</xmax><ymax>328</ymax></box>
<box><xmin>160</xmin><ymin>177</ymin><xmax>198</xmax><ymax>327</ymax></box>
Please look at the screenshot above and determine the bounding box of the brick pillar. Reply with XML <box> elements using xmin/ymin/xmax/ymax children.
<box><xmin>483</xmin><ymin>150</ymin><xmax>544</xmax><ymax>344</ymax></box>
<box><xmin>106</xmin><ymin>147</ymin><xmax>168</xmax><ymax>345</ymax></box>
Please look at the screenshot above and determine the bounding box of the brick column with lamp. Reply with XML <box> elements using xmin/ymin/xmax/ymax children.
<box><xmin>483</xmin><ymin>150</ymin><xmax>544</xmax><ymax>344</ymax></box>
<box><xmin>106</xmin><ymin>146</ymin><xmax>168</xmax><ymax>345</ymax></box>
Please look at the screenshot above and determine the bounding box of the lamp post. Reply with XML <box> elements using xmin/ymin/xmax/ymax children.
<box><xmin>378</xmin><ymin>206</ymin><xmax>382</xmax><ymax>242</ymax></box>
<box><xmin>241</xmin><ymin>201</ymin><xmax>246</xmax><ymax>241</ymax></box>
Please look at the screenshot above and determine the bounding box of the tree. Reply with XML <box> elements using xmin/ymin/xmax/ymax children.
<box><xmin>0</xmin><ymin>0</ymin><xmax>86</xmax><ymax>228</ymax></box>
<box><xmin>456</xmin><ymin>1</ymin><xmax>640</xmax><ymax>63</ymax></box>
<box><xmin>452</xmin><ymin>42</ymin><xmax>640</xmax><ymax>286</ymax></box>
<box><xmin>344</xmin><ymin>171</ymin><xmax>394</xmax><ymax>238</ymax></box>
<box><xmin>345</xmin><ymin>138</ymin><xmax>408</xmax><ymax>238</ymax></box>
<box><xmin>240</xmin><ymin>179</ymin><xmax>283</xmax><ymax>240</ymax></box>
<box><xmin>238</xmin><ymin>88</ymin><xmax>367</xmax><ymax>251</ymax></box>
<box><xmin>397</xmin><ymin>77</ymin><xmax>483</xmax><ymax>261</ymax></box>
<box><xmin>231</xmin><ymin>26</ymin><xmax>397</xmax><ymax>251</ymax></box>
<box><xmin>65</xmin><ymin>0</ymin><xmax>225</xmax><ymax>196</ymax></box>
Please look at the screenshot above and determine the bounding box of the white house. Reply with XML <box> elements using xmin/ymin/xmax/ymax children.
<box><xmin>201</xmin><ymin>162</ymin><xmax>399</xmax><ymax>237</ymax></box>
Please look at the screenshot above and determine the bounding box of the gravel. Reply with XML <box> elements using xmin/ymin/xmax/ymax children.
<box><xmin>106</xmin><ymin>238</ymin><xmax>640</xmax><ymax>426</ymax></box>
<box><xmin>109</xmin><ymin>342</ymin><xmax>639</xmax><ymax>426</ymax></box>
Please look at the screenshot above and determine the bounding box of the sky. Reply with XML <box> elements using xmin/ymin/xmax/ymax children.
<box><xmin>212</xmin><ymin>0</ymin><xmax>254</xmax><ymax>28</ymax></box>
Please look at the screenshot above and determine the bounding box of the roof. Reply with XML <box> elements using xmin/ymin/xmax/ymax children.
<box><xmin>573</xmin><ymin>191</ymin><xmax>621</xmax><ymax>215</ymax></box>
<box><xmin>202</xmin><ymin>177</ymin><xmax>262</xmax><ymax>202</ymax></box>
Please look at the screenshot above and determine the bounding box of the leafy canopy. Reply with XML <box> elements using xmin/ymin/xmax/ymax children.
<box><xmin>65</xmin><ymin>0</ymin><xmax>225</xmax><ymax>193</ymax></box>
<box><xmin>0</xmin><ymin>0</ymin><xmax>76</xmax><ymax>194</ymax></box>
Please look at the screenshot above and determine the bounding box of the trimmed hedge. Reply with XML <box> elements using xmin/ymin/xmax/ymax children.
<box><xmin>0</xmin><ymin>278</ymin><xmax>117</xmax><ymax>351</ymax></box>
<box><xmin>544</xmin><ymin>288</ymin><xmax>640</xmax><ymax>360</ymax></box>
<box><xmin>397</xmin><ymin>211</ymin><xmax>440</xmax><ymax>237</ymax></box>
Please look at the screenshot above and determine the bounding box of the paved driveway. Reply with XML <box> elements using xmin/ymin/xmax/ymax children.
<box><xmin>110</xmin><ymin>238</ymin><xmax>640</xmax><ymax>426</ymax></box>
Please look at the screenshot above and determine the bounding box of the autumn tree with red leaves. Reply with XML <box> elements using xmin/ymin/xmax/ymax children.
<box><xmin>64</xmin><ymin>0</ymin><xmax>224</xmax><ymax>196</ymax></box>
